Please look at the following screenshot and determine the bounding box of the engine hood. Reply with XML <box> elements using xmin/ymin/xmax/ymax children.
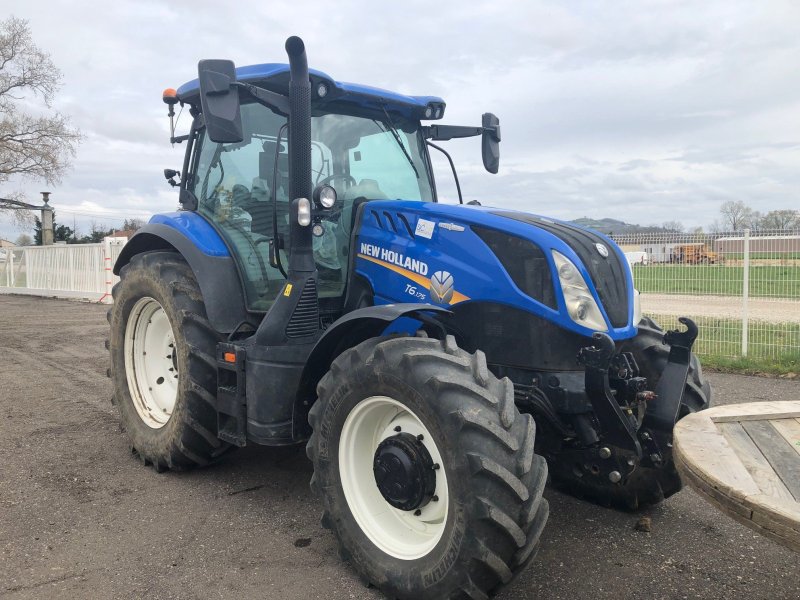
<box><xmin>352</xmin><ymin>200</ymin><xmax>636</xmax><ymax>339</ymax></box>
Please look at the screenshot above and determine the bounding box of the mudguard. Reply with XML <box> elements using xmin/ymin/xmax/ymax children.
<box><xmin>113</xmin><ymin>214</ymin><xmax>250</xmax><ymax>334</ymax></box>
<box><xmin>292</xmin><ymin>303</ymin><xmax>451</xmax><ymax>439</ymax></box>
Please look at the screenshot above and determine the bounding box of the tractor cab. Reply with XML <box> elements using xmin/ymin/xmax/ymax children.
<box><xmin>168</xmin><ymin>63</ymin><xmax>495</xmax><ymax>319</ymax></box>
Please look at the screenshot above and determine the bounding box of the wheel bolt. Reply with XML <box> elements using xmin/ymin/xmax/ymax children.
<box><xmin>599</xmin><ymin>447</ymin><xmax>611</xmax><ymax>459</ymax></box>
<box><xmin>394</xmin><ymin>426</ymin><xmax>402</xmax><ymax>432</ymax></box>
<box><xmin>432</xmin><ymin>495</ymin><xmax>439</xmax><ymax>502</ymax></box>
<box><xmin>414</xmin><ymin>509</ymin><xmax>421</xmax><ymax>516</ymax></box>
<box><xmin>417</xmin><ymin>434</ymin><xmax>424</xmax><ymax>442</ymax></box>
<box><xmin>432</xmin><ymin>463</ymin><xmax>440</xmax><ymax>470</ymax></box>
<box><xmin>609</xmin><ymin>471</ymin><xmax>622</xmax><ymax>483</ymax></box>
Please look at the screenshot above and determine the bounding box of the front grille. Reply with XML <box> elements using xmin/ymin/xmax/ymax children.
<box><xmin>473</xmin><ymin>226</ymin><xmax>557</xmax><ymax>309</ymax></box>
<box><xmin>492</xmin><ymin>212</ymin><xmax>629</xmax><ymax>328</ymax></box>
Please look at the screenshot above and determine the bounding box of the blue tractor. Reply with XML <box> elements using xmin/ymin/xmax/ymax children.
<box><xmin>109</xmin><ymin>37</ymin><xmax>710</xmax><ymax>599</ymax></box>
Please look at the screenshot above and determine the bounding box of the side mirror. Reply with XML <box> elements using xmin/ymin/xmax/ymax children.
<box><xmin>163</xmin><ymin>168</ymin><xmax>180</xmax><ymax>187</ymax></box>
<box><xmin>197</xmin><ymin>59</ymin><xmax>243</xmax><ymax>143</ymax></box>
<box><xmin>481</xmin><ymin>112</ymin><xmax>501</xmax><ymax>174</ymax></box>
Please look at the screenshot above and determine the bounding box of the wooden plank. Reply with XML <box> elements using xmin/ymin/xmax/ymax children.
<box><xmin>675</xmin><ymin>455</ymin><xmax>755</xmax><ymax>520</ymax></box>
<box><xmin>675</xmin><ymin>401</ymin><xmax>800</xmax><ymax>553</ymax></box>
<box><xmin>750</xmin><ymin>506</ymin><xmax>800</xmax><ymax>553</ymax></box>
<box><xmin>707</xmin><ymin>401</ymin><xmax>800</xmax><ymax>423</ymax></box>
<box><xmin>741</xmin><ymin>493</ymin><xmax>800</xmax><ymax>533</ymax></box>
<box><xmin>674</xmin><ymin>417</ymin><xmax>761</xmax><ymax>500</ymax></box>
<box><xmin>771</xmin><ymin>418</ymin><xmax>800</xmax><ymax>458</ymax></box>
<box><xmin>742</xmin><ymin>420</ymin><xmax>800</xmax><ymax>502</ymax></box>
<box><xmin>718</xmin><ymin>422</ymin><xmax>795</xmax><ymax>505</ymax></box>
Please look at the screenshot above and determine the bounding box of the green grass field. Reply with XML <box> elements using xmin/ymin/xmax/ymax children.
<box><xmin>633</xmin><ymin>264</ymin><xmax>800</xmax><ymax>298</ymax></box>
<box><xmin>647</xmin><ymin>313</ymin><xmax>800</xmax><ymax>375</ymax></box>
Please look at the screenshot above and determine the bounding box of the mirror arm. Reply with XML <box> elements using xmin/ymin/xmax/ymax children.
<box><xmin>234</xmin><ymin>82</ymin><xmax>290</xmax><ymax>116</ymax></box>
<box><xmin>423</xmin><ymin>124</ymin><xmax>501</xmax><ymax>142</ymax></box>
<box><xmin>427</xmin><ymin>142</ymin><xmax>463</xmax><ymax>205</ymax></box>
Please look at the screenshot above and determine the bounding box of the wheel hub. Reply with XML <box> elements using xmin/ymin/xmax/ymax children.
<box><xmin>373</xmin><ymin>432</ymin><xmax>436</xmax><ymax>511</ymax></box>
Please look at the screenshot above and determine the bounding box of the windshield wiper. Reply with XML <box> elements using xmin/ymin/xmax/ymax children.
<box><xmin>377</xmin><ymin>104</ymin><xmax>419</xmax><ymax>179</ymax></box>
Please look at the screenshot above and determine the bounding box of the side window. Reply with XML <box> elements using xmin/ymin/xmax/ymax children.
<box><xmin>192</xmin><ymin>104</ymin><xmax>288</xmax><ymax>312</ymax></box>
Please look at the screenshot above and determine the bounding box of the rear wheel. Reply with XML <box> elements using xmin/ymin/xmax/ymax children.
<box><xmin>108</xmin><ymin>251</ymin><xmax>229</xmax><ymax>471</ymax></box>
<box><xmin>307</xmin><ymin>335</ymin><xmax>549</xmax><ymax>599</ymax></box>
<box><xmin>549</xmin><ymin>316</ymin><xmax>711</xmax><ymax>509</ymax></box>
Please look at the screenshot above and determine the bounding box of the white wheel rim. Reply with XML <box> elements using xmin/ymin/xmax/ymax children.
<box><xmin>124</xmin><ymin>297</ymin><xmax>178</xmax><ymax>429</ymax></box>
<box><xmin>338</xmin><ymin>396</ymin><xmax>449</xmax><ymax>560</ymax></box>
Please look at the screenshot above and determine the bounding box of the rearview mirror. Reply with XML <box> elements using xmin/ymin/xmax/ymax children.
<box><xmin>197</xmin><ymin>59</ymin><xmax>243</xmax><ymax>143</ymax></box>
<box><xmin>481</xmin><ymin>113</ymin><xmax>500</xmax><ymax>174</ymax></box>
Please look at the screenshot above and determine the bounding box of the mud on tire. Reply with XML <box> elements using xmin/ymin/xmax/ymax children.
<box><xmin>108</xmin><ymin>251</ymin><xmax>229</xmax><ymax>471</ymax></box>
<box><xmin>306</xmin><ymin>334</ymin><xmax>549</xmax><ymax>600</ymax></box>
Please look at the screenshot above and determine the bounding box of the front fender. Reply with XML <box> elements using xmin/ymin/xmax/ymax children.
<box><xmin>292</xmin><ymin>303</ymin><xmax>451</xmax><ymax>439</ymax></box>
<box><xmin>114</xmin><ymin>216</ymin><xmax>250</xmax><ymax>333</ymax></box>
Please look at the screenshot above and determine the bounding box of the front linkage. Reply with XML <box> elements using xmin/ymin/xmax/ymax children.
<box><xmin>561</xmin><ymin>317</ymin><xmax>699</xmax><ymax>490</ymax></box>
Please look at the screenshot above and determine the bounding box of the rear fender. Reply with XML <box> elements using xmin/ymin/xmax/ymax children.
<box><xmin>114</xmin><ymin>216</ymin><xmax>251</xmax><ymax>334</ymax></box>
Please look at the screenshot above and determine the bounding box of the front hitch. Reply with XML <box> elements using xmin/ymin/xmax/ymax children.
<box><xmin>578</xmin><ymin>332</ymin><xmax>642</xmax><ymax>458</ymax></box>
<box><xmin>643</xmin><ymin>317</ymin><xmax>698</xmax><ymax>431</ymax></box>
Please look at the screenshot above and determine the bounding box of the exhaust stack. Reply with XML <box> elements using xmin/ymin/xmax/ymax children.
<box><xmin>285</xmin><ymin>36</ymin><xmax>314</xmax><ymax>274</ymax></box>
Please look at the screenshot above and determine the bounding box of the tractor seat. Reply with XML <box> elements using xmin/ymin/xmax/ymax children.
<box><xmin>340</xmin><ymin>179</ymin><xmax>388</xmax><ymax>234</ymax></box>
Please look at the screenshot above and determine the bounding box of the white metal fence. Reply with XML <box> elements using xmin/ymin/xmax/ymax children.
<box><xmin>1</xmin><ymin>229</ymin><xmax>797</xmax><ymax>361</ymax></box>
<box><xmin>0</xmin><ymin>237</ymin><xmax>127</xmax><ymax>304</ymax></box>
<box><xmin>613</xmin><ymin>228</ymin><xmax>800</xmax><ymax>361</ymax></box>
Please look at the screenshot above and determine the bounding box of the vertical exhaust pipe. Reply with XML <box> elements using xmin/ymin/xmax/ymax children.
<box><xmin>255</xmin><ymin>36</ymin><xmax>319</xmax><ymax>347</ymax></box>
<box><xmin>285</xmin><ymin>36</ymin><xmax>314</xmax><ymax>274</ymax></box>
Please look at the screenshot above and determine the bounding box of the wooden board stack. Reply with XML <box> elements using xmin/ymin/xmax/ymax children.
<box><xmin>674</xmin><ymin>401</ymin><xmax>800</xmax><ymax>553</ymax></box>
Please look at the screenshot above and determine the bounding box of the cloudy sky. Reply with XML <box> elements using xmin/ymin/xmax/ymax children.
<box><xmin>1</xmin><ymin>0</ymin><xmax>799</xmax><ymax>241</ymax></box>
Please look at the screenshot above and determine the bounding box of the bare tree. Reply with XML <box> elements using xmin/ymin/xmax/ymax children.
<box><xmin>13</xmin><ymin>232</ymin><xmax>31</xmax><ymax>245</ymax></box>
<box><xmin>662</xmin><ymin>220</ymin><xmax>684</xmax><ymax>232</ymax></box>
<box><xmin>758</xmin><ymin>209</ymin><xmax>800</xmax><ymax>230</ymax></box>
<box><xmin>122</xmin><ymin>217</ymin><xmax>145</xmax><ymax>231</ymax></box>
<box><xmin>0</xmin><ymin>16</ymin><xmax>81</xmax><ymax>225</ymax></box>
<box><xmin>719</xmin><ymin>200</ymin><xmax>755</xmax><ymax>231</ymax></box>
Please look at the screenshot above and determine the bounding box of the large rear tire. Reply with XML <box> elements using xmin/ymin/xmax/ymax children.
<box><xmin>549</xmin><ymin>316</ymin><xmax>711</xmax><ymax>509</ymax></box>
<box><xmin>108</xmin><ymin>251</ymin><xmax>229</xmax><ymax>471</ymax></box>
<box><xmin>307</xmin><ymin>334</ymin><xmax>548</xmax><ymax>600</ymax></box>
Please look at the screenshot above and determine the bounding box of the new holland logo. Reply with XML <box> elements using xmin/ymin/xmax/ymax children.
<box><xmin>429</xmin><ymin>271</ymin><xmax>454</xmax><ymax>304</ymax></box>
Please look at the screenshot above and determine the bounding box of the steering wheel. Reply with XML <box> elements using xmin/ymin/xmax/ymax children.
<box><xmin>317</xmin><ymin>173</ymin><xmax>357</xmax><ymax>189</ymax></box>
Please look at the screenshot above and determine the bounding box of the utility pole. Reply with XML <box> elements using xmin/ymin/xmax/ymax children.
<box><xmin>41</xmin><ymin>192</ymin><xmax>54</xmax><ymax>245</ymax></box>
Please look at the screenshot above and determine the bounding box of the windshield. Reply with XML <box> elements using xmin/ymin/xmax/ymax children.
<box><xmin>312</xmin><ymin>110</ymin><xmax>433</xmax><ymax>202</ymax></box>
<box><xmin>191</xmin><ymin>102</ymin><xmax>433</xmax><ymax>311</ymax></box>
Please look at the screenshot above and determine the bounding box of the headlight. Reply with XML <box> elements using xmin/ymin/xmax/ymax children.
<box><xmin>552</xmin><ymin>250</ymin><xmax>608</xmax><ymax>331</ymax></box>
<box><xmin>313</xmin><ymin>184</ymin><xmax>337</xmax><ymax>209</ymax></box>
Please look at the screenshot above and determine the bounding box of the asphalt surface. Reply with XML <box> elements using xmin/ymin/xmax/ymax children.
<box><xmin>1</xmin><ymin>295</ymin><xmax>798</xmax><ymax>600</ymax></box>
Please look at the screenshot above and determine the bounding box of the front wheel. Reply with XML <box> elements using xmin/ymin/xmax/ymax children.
<box><xmin>307</xmin><ymin>335</ymin><xmax>549</xmax><ymax>599</ymax></box>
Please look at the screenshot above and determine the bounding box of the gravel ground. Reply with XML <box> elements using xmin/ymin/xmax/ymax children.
<box><xmin>1</xmin><ymin>295</ymin><xmax>798</xmax><ymax>600</ymax></box>
<box><xmin>641</xmin><ymin>293</ymin><xmax>800</xmax><ymax>323</ymax></box>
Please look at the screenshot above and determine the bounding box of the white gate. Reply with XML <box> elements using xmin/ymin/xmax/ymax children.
<box><xmin>0</xmin><ymin>237</ymin><xmax>127</xmax><ymax>304</ymax></box>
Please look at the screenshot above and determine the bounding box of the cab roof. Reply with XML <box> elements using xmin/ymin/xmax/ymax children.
<box><xmin>176</xmin><ymin>63</ymin><xmax>445</xmax><ymax>120</ymax></box>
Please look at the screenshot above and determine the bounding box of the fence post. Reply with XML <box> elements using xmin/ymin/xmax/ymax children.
<box><xmin>7</xmin><ymin>249</ymin><xmax>12</xmax><ymax>286</ymax></box>
<box><xmin>741</xmin><ymin>228</ymin><xmax>750</xmax><ymax>357</ymax></box>
<box><xmin>99</xmin><ymin>237</ymin><xmax>114</xmax><ymax>304</ymax></box>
